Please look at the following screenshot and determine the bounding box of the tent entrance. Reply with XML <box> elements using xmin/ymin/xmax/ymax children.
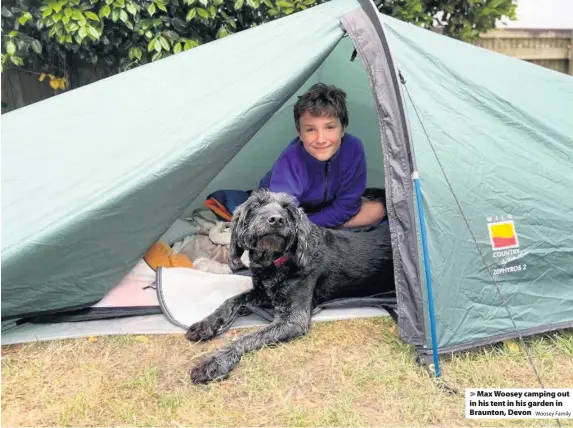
<box><xmin>2</xmin><ymin>33</ymin><xmax>403</xmax><ymax>343</ymax></box>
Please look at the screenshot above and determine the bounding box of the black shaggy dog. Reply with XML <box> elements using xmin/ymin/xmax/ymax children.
<box><xmin>185</xmin><ymin>189</ymin><xmax>395</xmax><ymax>384</ymax></box>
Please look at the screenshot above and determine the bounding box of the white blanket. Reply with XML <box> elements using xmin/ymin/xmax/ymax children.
<box><xmin>156</xmin><ymin>267</ymin><xmax>253</xmax><ymax>329</ymax></box>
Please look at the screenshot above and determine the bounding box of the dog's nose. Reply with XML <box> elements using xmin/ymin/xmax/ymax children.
<box><xmin>267</xmin><ymin>214</ymin><xmax>285</xmax><ymax>227</ymax></box>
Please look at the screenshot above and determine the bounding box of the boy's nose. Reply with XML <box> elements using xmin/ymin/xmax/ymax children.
<box><xmin>316</xmin><ymin>130</ymin><xmax>328</xmax><ymax>145</ymax></box>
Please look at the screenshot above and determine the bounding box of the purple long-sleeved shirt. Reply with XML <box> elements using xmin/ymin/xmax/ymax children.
<box><xmin>259</xmin><ymin>133</ymin><xmax>366</xmax><ymax>228</ymax></box>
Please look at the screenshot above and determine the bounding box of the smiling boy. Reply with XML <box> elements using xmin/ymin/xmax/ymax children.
<box><xmin>259</xmin><ymin>83</ymin><xmax>386</xmax><ymax>229</ymax></box>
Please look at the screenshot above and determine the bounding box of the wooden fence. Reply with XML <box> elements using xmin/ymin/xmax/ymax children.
<box><xmin>2</xmin><ymin>27</ymin><xmax>571</xmax><ymax>114</ymax></box>
<box><xmin>473</xmin><ymin>28</ymin><xmax>573</xmax><ymax>76</ymax></box>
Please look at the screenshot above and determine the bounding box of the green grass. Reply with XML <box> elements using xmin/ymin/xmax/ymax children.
<box><xmin>2</xmin><ymin>318</ymin><xmax>572</xmax><ymax>427</ymax></box>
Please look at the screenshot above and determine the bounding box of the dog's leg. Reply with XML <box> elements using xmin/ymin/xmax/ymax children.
<box><xmin>190</xmin><ymin>305</ymin><xmax>312</xmax><ymax>384</ymax></box>
<box><xmin>185</xmin><ymin>291</ymin><xmax>253</xmax><ymax>342</ymax></box>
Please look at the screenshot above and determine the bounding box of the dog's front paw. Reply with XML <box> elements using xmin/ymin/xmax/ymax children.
<box><xmin>185</xmin><ymin>320</ymin><xmax>217</xmax><ymax>342</ymax></box>
<box><xmin>190</xmin><ymin>352</ymin><xmax>233</xmax><ymax>384</ymax></box>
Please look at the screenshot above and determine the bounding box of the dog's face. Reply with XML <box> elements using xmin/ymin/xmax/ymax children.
<box><xmin>228</xmin><ymin>190</ymin><xmax>312</xmax><ymax>270</ymax></box>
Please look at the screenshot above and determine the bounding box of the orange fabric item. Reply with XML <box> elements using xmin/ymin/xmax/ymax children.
<box><xmin>144</xmin><ymin>241</ymin><xmax>194</xmax><ymax>271</ymax></box>
<box><xmin>204</xmin><ymin>198</ymin><xmax>233</xmax><ymax>221</ymax></box>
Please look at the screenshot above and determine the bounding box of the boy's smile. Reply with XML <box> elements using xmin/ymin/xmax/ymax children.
<box><xmin>298</xmin><ymin>112</ymin><xmax>344</xmax><ymax>162</ymax></box>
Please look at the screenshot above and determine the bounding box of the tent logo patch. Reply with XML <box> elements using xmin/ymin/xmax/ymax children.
<box><xmin>487</xmin><ymin>220</ymin><xmax>519</xmax><ymax>251</ymax></box>
<box><xmin>486</xmin><ymin>215</ymin><xmax>526</xmax><ymax>276</ymax></box>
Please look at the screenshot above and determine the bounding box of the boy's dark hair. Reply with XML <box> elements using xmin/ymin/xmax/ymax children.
<box><xmin>293</xmin><ymin>83</ymin><xmax>349</xmax><ymax>131</ymax></box>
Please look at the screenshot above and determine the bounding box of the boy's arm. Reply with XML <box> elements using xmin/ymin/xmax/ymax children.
<box><xmin>307</xmin><ymin>144</ymin><xmax>366</xmax><ymax>228</ymax></box>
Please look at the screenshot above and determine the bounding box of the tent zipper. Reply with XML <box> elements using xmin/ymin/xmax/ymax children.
<box><xmin>322</xmin><ymin>160</ymin><xmax>330</xmax><ymax>203</ymax></box>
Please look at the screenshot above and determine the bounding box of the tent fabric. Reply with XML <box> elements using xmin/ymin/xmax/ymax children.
<box><xmin>0</xmin><ymin>309</ymin><xmax>390</xmax><ymax>346</ymax></box>
<box><xmin>340</xmin><ymin>4</ymin><xmax>425</xmax><ymax>347</ymax></box>
<box><xmin>1</xmin><ymin>0</ymin><xmax>360</xmax><ymax>320</ymax></box>
<box><xmin>380</xmin><ymin>13</ymin><xmax>573</xmax><ymax>351</ymax></box>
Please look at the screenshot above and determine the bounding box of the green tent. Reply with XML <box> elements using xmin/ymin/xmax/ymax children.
<box><xmin>2</xmin><ymin>0</ymin><xmax>573</xmax><ymax>366</ymax></box>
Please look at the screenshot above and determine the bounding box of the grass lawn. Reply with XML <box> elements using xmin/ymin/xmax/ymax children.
<box><xmin>2</xmin><ymin>317</ymin><xmax>572</xmax><ymax>426</ymax></box>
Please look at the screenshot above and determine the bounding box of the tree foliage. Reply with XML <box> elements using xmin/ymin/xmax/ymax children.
<box><xmin>1</xmin><ymin>0</ymin><xmax>516</xmax><ymax>90</ymax></box>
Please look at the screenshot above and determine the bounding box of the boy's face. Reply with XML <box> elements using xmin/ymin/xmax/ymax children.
<box><xmin>298</xmin><ymin>112</ymin><xmax>344</xmax><ymax>162</ymax></box>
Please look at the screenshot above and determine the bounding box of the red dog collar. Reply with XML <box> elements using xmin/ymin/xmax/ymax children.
<box><xmin>273</xmin><ymin>255</ymin><xmax>289</xmax><ymax>267</ymax></box>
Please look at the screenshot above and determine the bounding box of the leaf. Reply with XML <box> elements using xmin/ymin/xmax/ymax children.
<box><xmin>64</xmin><ymin>7</ymin><xmax>73</xmax><ymax>17</ymax></box>
<box><xmin>43</xmin><ymin>8</ymin><xmax>52</xmax><ymax>18</ymax></box>
<box><xmin>100</xmin><ymin>4</ymin><xmax>111</xmax><ymax>17</ymax></box>
<box><xmin>154</xmin><ymin>38</ymin><xmax>162</xmax><ymax>52</ymax></box>
<box><xmin>119</xmin><ymin>9</ymin><xmax>128</xmax><ymax>22</ymax></box>
<box><xmin>196</xmin><ymin>7</ymin><xmax>208</xmax><ymax>18</ymax></box>
<box><xmin>208</xmin><ymin>5</ymin><xmax>216</xmax><ymax>16</ymax></box>
<box><xmin>134</xmin><ymin>47</ymin><xmax>142</xmax><ymax>60</ymax></box>
<box><xmin>126</xmin><ymin>19</ymin><xmax>134</xmax><ymax>29</ymax></box>
<box><xmin>112</xmin><ymin>8</ymin><xmax>119</xmax><ymax>21</ymax></box>
<box><xmin>67</xmin><ymin>22</ymin><xmax>80</xmax><ymax>31</ymax></box>
<box><xmin>7</xmin><ymin>41</ymin><xmax>17</xmax><ymax>56</ymax></box>
<box><xmin>154</xmin><ymin>0</ymin><xmax>167</xmax><ymax>12</ymax></box>
<box><xmin>148</xmin><ymin>3</ymin><xmax>156</xmax><ymax>15</ymax></box>
<box><xmin>199</xmin><ymin>0</ymin><xmax>208</xmax><ymax>5</ymax></box>
<box><xmin>134</xmin><ymin>335</ymin><xmax>149</xmax><ymax>343</ymax></box>
<box><xmin>216</xmin><ymin>25</ymin><xmax>229</xmax><ymax>38</ymax></box>
<box><xmin>88</xmin><ymin>25</ymin><xmax>100</xmax><ymax>38</ymax></box>
<box><xmin>185</xmin><ymin>8</ymin><xmax>196</xmax><ymax>20</ymax></box>
<box><xmin>504</xmin><ymin>339</ymin><xmax>520</xmax><ymax>354</ymax></box>
<box><xmin>1</xmin><ymin>6</ymin><xmax>14</xmax><ymax>17</ymax></box>
<box><xmin>85</xmin><ymin>11</ymin><xmax>100</xmax><ymax>21</ymax></box>
<box><xmin>159</xmin><ymin>36</ymin><xmax>170</xmax><ymax>51</ymax></box>
<box><xmin>234</xmin><ymin>0</ymin><xmax>244</xmax><ymax>9</ymax></box>
<box><xmin>263</xmin><ymin>0</ymin><xmax>273</xmax><ymax>7</ymax></box>
<box><xmin>166</xmin><ymin>30</ymin><xmax>180</xmax><ymax>40</ymax></box>
<box><xmin>152</xmin><ymin>51</ymin><xmax>162</xmax><ymax>61</ymax></box>
<box><xmin>276</xmin><ymin>0</ymin><xmax>291</xmax><ymax>7</ymax></box>
<box><xmin>72</xmin><ymin>10</ymin><xmax>84</xmax><ymax>20</ymax></box>
<box><xmin>147</xmin><ymin>38</ymin><xmax>156</xmax><ymax>52</ymax></box>
<box><xmin>39</xmin><ymin>73</ymin><xmax>47</xmax><ymax>81</ymax></box>
<box><xmin>173</xmin><ymin>42</ymin><xmax>182</xmax><ymax>53</ymax></box>
<box><xmin>87</xmin><ymin>336</ymin><xmax>98</xmax><ymax>342</ymax></box>
<box><xmin>78</xmin><ymin>26</ymin><xmax>88</xmax><ymax>37</ymax></box>
<box><xmin>9</xmin><ymin>56</ymin><xmax>24</xmax><ymax>66</ymax></box>
<box><xmin>18</xmin><ymin>11</ymin><xmax>33</xmax><ymax>25</ymax></box>
<box><xmin>31</xmin><ymin>40</ymin><xmax>42</xmax><ymax>54</ymax></box>
<box><xmin>246</xmin><ymin>0</ymin><xmax>259</xmax><ymax>8</ymax></box>
<box><xmin>62</xmin><ymin>15</ymin><xmax>70</xmax><ymax>24</ymax></box>
<box><xmin>184</xmin><ymin>38</ymin><xmax>199</xmax><ymax>49</ymax></box>
<box><xmin>126</xmin><ymin>3</ymin><xmax>137</xmax><ymax>15</ymax></box>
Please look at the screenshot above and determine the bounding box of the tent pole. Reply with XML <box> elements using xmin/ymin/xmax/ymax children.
<box><xmin>412</xmin><ymin>171</ymin><xmax>441</xmax><ymax>378</ymax></box>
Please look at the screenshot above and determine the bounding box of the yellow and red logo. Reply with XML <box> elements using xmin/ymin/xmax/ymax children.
<box><xmin>488</xmin><ymin>220</ymin><xmax>519</xmax><ymax>250</ymax></box>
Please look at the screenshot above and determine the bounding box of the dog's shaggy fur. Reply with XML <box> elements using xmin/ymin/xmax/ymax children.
<box><xmin>185</xmin><ymin>190</ymin><xmax>395</xmax><ymax>384</ymax></box>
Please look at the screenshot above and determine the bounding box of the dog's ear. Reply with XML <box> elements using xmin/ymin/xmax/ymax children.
<box><xmin>228</xmin><ymin>197</ymin><xmax>254</xmax><ymax>271</ymax></box>
<box><xmin>292</xmin><ymin>206</ymin><xmax>313</xmax><ymax>268</ymax></box>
